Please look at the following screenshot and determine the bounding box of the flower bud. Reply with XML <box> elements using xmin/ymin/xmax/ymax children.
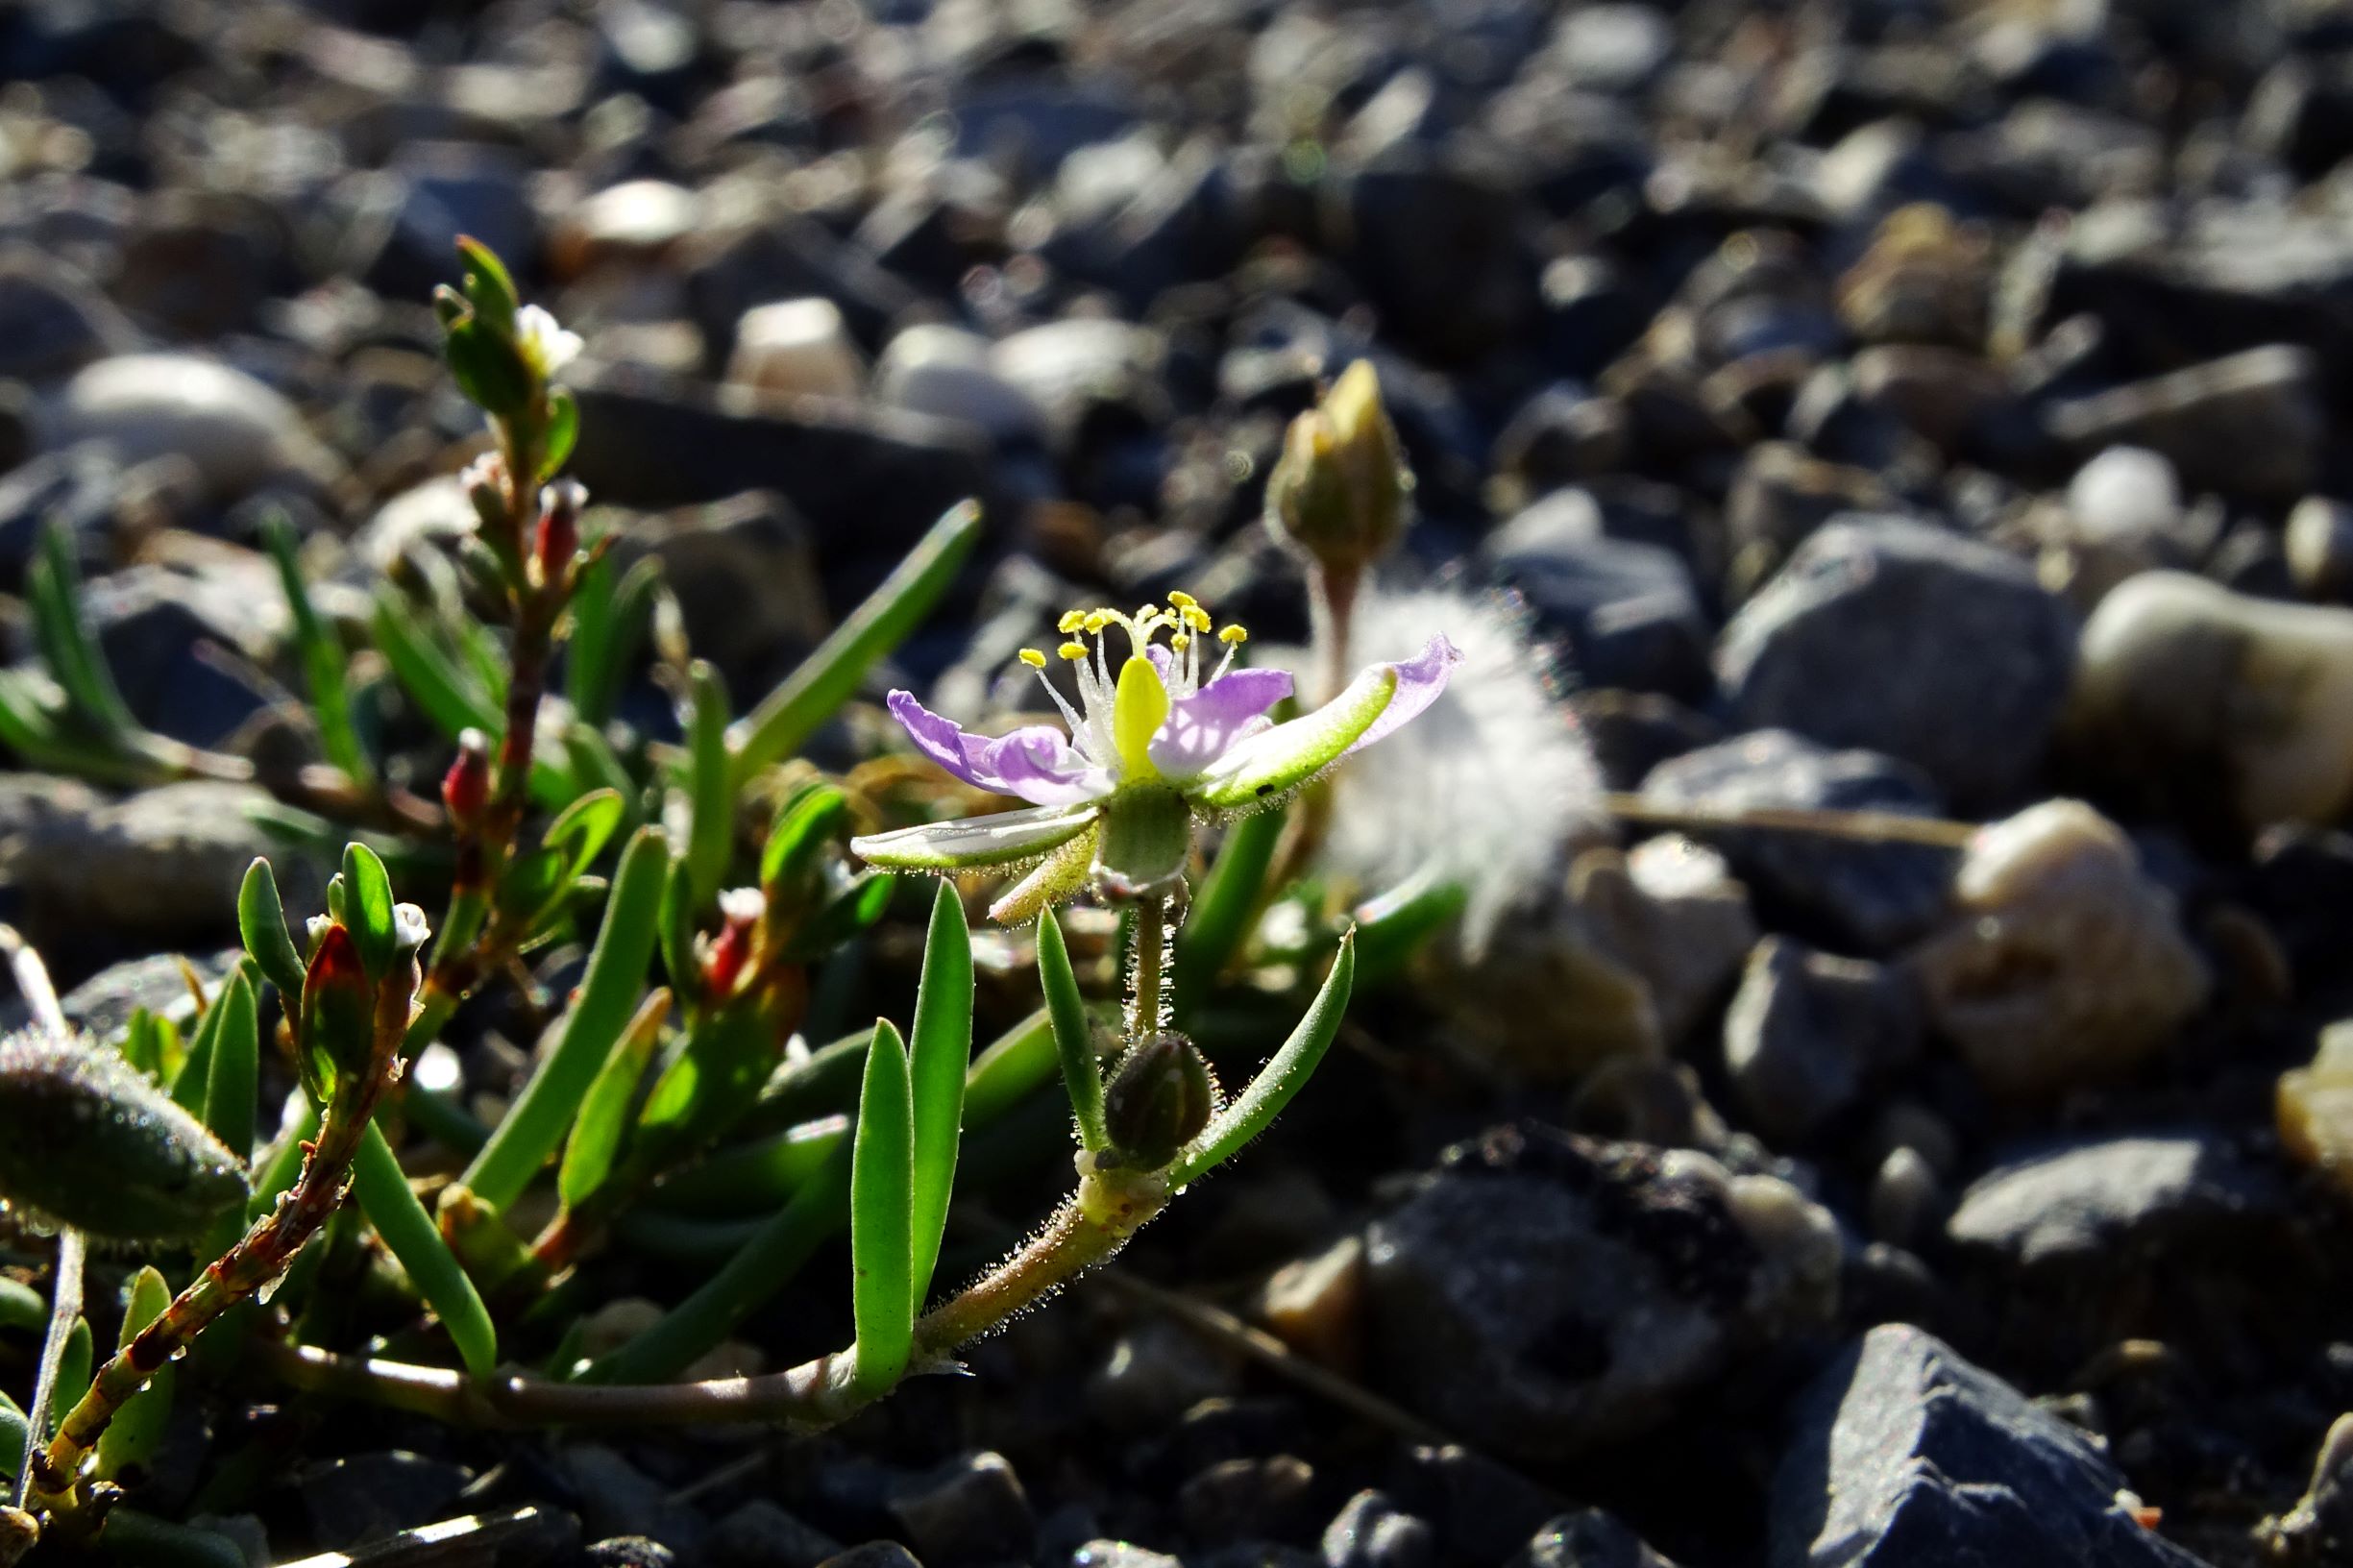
<box><xmin>1100</xmin><ymin>1031</ymin><xmax>1216</xmax><ymax>1170</ymax></box>
<box><xmin>461</xmin><ymin>453</ymin><xmax>508</xmax><ymax>532</ymax></box>
<box><xmin>0</xmin><ymin>1030</ymin><xmax>249</xmax><ymax>1243</ymax></box>
<box><xmin>443</xmin><ymin>728</ymin><xmax>491</xmax><ymax>826</ymax></box>
<box><xmin>299</xmin><ymin>923</ymin><xmax>375</xmax><ymax>1098</ymax></box>
<box><xmin>535</xmin><ymin>479</ymin><xmax>585</xmax><ymax>584</ymax></box>
<box><xmin>1264</xmin><ymin>361</ymin><xmax>1409</xmax><ymax>573</ymax></box>
<box><xmin>702</xmin><ymin>888</ymin><xmax>766</xmax><ymax>998</ymax></box>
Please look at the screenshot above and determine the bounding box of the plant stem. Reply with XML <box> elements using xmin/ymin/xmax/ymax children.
<box><xmin>30</xmin><ymin>962</ymin><xmax>417</xmax><ymax>1517</ymax></box>
<box><xmin>18</xmin><ymin>1231</ymin><xmax>82</xmax><ymax>1510</ymax></box>
<box><xmin>1600</xmin><ymin>793</ymin><xmax>1977</xmax><ymax>848</ymax></box>
<box><xmin>1307</xmin><ymin>561</ymin><xmax>1359</xmax><ymax>707</ymax></box>
<box><xmin>1125</xmin><ymin>896</ymin><xmax>1169</xmax><ymax>1042</ymax></box>
<box><xmin>256</xmin><ymin>1167</ymin><xmax>1171</xmax><ymax>1431</ymax></box>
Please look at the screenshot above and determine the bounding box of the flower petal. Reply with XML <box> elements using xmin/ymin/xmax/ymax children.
<box><xmin>1148</xmin><ymin>667</ymin><xmax>1294</xmax><ymax>779</ymax></box>
<box><xmin>1183</xmin><ymin>636</ymin><xmax>1459</xmax><ymax>813</ymax></box>
<box><xmin>886</xmin><ymin>691</ymin><xmax>1106</xmax><ymax>806</ymax></box>
<box><xmin>851</xmin><ymin>804</ymin><xmax>1099</xmax><ymax>872</ymax></box>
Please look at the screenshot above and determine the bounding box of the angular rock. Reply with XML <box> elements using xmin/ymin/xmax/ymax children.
<box><xmin>1321</xmin><ymin>1490</ymin><xmax>1434</xmax><ymax>1568</ymax></box>
<box><xmin>728</xmin><ymin>298</ymin><xmax>867</xmax><ymax>401</ymax></box>
<box><xmin>1716</xmin><ymin>516</ymin><xmax>2075</xmax><ymax>807</ymax></box>
<box><xmin>1770</xmin><ymin>1323</ymin><xmax>2208</xmax><ymax>1567</ymax></box>
<box><xmin>1507</xmin><ymin>1511</ymin><xmax>1680</xmax><ymax>1568</ymax></box>
<box><xmin>1363</xmin><ymin>1124</ymin><xmax>1833</xmax><ymax>1461</ymax></box>
<box><xmin>1483</xmin><ymin>491</ymin><xmax>1712</xmax><ymax>698</ymax></box>
<box><xmin>1641</xmin><ymin>730</ymin><xmax>1952</xmax><ymax>952</ymax></box>
<box><xmin>1946</xmin><ymin>1132</ymin><xmax>2279</xmax><ymax>1273</ymax></box>
<box><xmin>2045</xmin><ymin>344</ymin><xmax>2322</xmax><ymax>503</ymax></box>
<box><xmin>887</xmin><ymin>1452</ymin><xmax>1034</xmax><ymax>1568</ymax></box>
<box><xmin>1724</xmin><ymin>938</ymin><xmax>1920</xmax><ymax>1143</ymax></box>
<box><xmin>710</xmin><ymin>1501</ymin><xmax>844</xmax><ymax>1568</ymax></box>
<box><xmin>44</xmin><ymin>354</ymin><xmax>344</xmax><ymax>502</ymax></box>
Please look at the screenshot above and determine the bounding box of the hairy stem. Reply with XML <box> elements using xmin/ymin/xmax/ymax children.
<box><xmin>1125</xmin><ymin>897</ymin><xmax>1169</xmax><ymax>1042</ymax></box>
<box><xmin>257</xmin><ymin>1167</ymin><xmax>1171</xmax><ymax>1431</ymax></box>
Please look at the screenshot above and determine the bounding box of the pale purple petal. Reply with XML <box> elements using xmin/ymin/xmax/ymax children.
<box><xmin>1148</xmin><ymin>667</ymin><xmax>1294</xmax><ymax>778</ymax></box>
<box><xmin>886</xmin><ymin>691</ymin><xmax>1108</xmax><ymax>807</ymax></box>
<box><xmin>1342</xmin><ymin>635</ymin><xmax>1460</xmax><ymax>755</ymax></box>
<box><xmin>1144</xmin><ymin>644</ymin><xmax>1174</xmax><ymax>680</ymax></box>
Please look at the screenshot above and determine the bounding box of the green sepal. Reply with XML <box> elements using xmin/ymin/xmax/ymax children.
<box><xmin>1184</xmin><ymin>665</ymin><xmax>1399</xmax><ymax>813</ymax></box>
<box><xmin>341</xmin><ymin>842</ymin><xmax>399</xmax><ymax>981</ymax></box>
<box><xmin>445</xmin><ymin>316</ymin><xmax>532</xmax><ymax>417</ymax></box>
<box><xmin>1094</xmin><ymin>787</ymin><xmax>1191</xmax><ymax>901</ymax></box>
<box><xmin>850</xmin><ymin>804</ymin><xmax>1097</xmax><ymax>873</ymax></box>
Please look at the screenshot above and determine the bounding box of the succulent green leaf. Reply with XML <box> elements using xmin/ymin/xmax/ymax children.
<box><xmin>30</xmin><ymin>522</ymin><xmax>138</xmax><ymax>741</ymax></box>
<box><xmin>351</xmin><ymin>1125</ymin><xmax>497</xmax><ymax>1377</ymax></box>
<box><xmin>656</xmin><ymin>853</ymin><xmax>695</xmax><ymax>996</ymax></box>
<box><xmin>544</xmin><ymin>788</ymin><xmax>627</xmax><ymax>880</ymax></box>
<box><xmin>454</xmin><ymin>235</ymin><xmax>520</xmax><ymax>332</ymax></box>
<box><xmin>760</xmin><ymin>784</ymin><xmax>849</xmax><ymax>896</ymax></box>
<box><xmin>558</xmin><ymin>988</ymin><xmax>671</xmax><ymax>1212</ymax></box>
<box><xmin>445</xmin><ymin>316</ymin><xmax>533</xmax><ymax>417</ymax></box>
<box><xmin>540</xmin><ymin>385</ymin><xmax>579</xmax><ymax>479</ymax></box>
<box><xmin>782</xmin><ymin>870</ymin><xmax>892</xmax><ymax>960</ymax></box>
<box><xmin>264</xmin><ymin>515</ymin><xmax>368</xmax><ymax>781</ymax></box>
<box><xmin>731</xmin><ymin>501</ymin><xmax>984</xmax><ymax>787</ymax></box>
<box><xmin>373</xmin><ymin>593</ymin><xmax>572</xmax><ymax>808</ymax></box>
<box><xmin>462</xmin><ymin>826</ymin><xmax>671</xmax><ymax>1212</ymax></box>
<box><xmin>202</xmin><ymin>970</ymin><xmax>258</xmax><ymax>1165</ymax></box>
<box><xmin>1038</xmin><ymin>911</ymin><xmax>1108</xmax><ymax>1151</ymax></box>
<box><xmin>1173</xmin><ymin>804</ymin><xmax>1286</xmax><ymax>1020</ymax></box>
<box><xmin>92</xmin><ymin>1266</ymin><xmax>174</xmax><ymax>1484</ymax></box>
<box><xmin>567</xmin><ymin>554</ymin><xmax>660</xmax><ymax>728</ymax></box>
<box><xmin>684</xmin><ymin>661</ymin><xmax>733</xmax><ymax>913</ymax></box>
<box><xmin>1169</xmin><ymin>929</ymin><xmax>1356</xmax><ymax>1186</ymax></box>
<box><xmin>341</xmin><ymin>843</ymin><xmax>399</xmax><ymax>981</ymax></box>
<box><xmin>907</xmin><ymin>882</ymin><xmax>972</xmax><ymax>1309</ymax></box>
<box><xmin>237</xmin><ymin>859</ymin><xmax>307</xmax><ymax>1004</ymax></box>
<box><xmin>0</xmin><ymin>1384</ymin><xmax>24</xmax><ymax>1485</ymax></box>
<box><xmin>0</xmin><ymin>1032</ymin><xmax>249</xmax><ymax>1242</ymax></box>
<box><xmin>169</xmin><ymin>975</ymin><xmax>225</xmax><ymax>1115</ymax></box>
<box><xmin>851</xmin><ymin>804</ymin><xmax>1098</xmax><ymax>873</ymax></box>
<box><xmin>1351</xmin><ymin>870</ymin><xmax>1470</xmax><ymax>987</ymax></box>
<box><xmin>848</xmin><ymin>1017</ymin><xmax>914</xmax><ymax>1397</ymax></box>
<box><xmin>1184</xmin><ymin>666</ymin><xmax>1399</xmax><ymax>813</ymax></box>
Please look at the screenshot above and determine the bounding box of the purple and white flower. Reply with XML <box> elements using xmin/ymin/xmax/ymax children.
<box><xmin>851</xmin><ymin>593</ymin><xmax>1458</xmax><ymax>920</ymax></box>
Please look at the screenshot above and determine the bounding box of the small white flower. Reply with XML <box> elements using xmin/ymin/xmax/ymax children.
<box><xmin>514</xmin><ymin>304</ymin><xmax>582</xmax><ymax>381</ymax></box>
<box><xmin>718</xmin><ymin>887</ymin><xmax>768</xmax><ymax>924</ymax></box>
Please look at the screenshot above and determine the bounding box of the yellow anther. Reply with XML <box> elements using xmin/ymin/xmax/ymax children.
<box><xmin>1218</xmin><ymin>624</ymin><xmax>1248</xmax><ymax>645</ymax></box>
<box><xmin>1083</xmin><ymin>610</ymin><xmax>1112</xmax><ymax>634</ymax></box>
<box><xmin>1171</xmin><ymin>632</ymin><xmax>1191</xmax><ymax>650</ymax></box>
<box><xmin>1058</xmin><ymin>641</ymin><xmax>1090</xmax><ymax>661</ymax></box>
<box><xmin>1182</xmin><ymin>605</ymin><xmax>1213</xmax><ymax>631</ymax></box>
<box><xmin>1168</xmin><ymin>590</ymin><xmax>1198</xmax><ymax>609</ymax></box>
<box><xmin>1058</xmin><ymin>609</ymin><xmax>1088</xmax><ymax>634</ymax></box>
<box><xmin>1018</xmin><ymin>648</ymin><xmax>1046</xmax><ymax>669</ymax></box>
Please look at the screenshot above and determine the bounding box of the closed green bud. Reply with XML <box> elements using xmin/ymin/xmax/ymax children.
<box><xmin>1264</xmin><ymin>361</ymin><xmax>1409</xmax><ymax>573</ymax></box>
<box><xmin>0</xmin><ymin>1031</ymin><xmax>248</xmax><ymax>1243</ymax></box>
<box><xmin>1100</xmin><ymin>1032</ymin><xmax>1217</xmax><ymax>1170</ymax></box>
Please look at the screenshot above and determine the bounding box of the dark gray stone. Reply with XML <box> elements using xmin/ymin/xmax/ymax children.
<box><xmin>1383</xmin><ymin>1445</ymin><xmax>1555</xmax><ymax>1566</ymax></box>
<box><xmin>584</xmin><ymin>1540</ymin><xmax>680</xmax><ymax>1568</ymax></box>
<box><xmin>1723</xmin><ymin>938</ymin><xmax>1920</xmax><ymax>1143</ymax></box>
<box><xmin>297</xmin><ymin>1451</ymin><xmax>473</xmax><ymax>1551</ymax></box>
<box><xmin>1321</xmin><ymin>1490</ymin><xmax>1434</xmax><ymax>1568</ymax></box>
<box><xmin>710</xmin><ymin>1500</ymin><xmax>846</xmax><ymax>1568</ymax></box>
<box><xmin>814</xmin><ymin>1545</ymin><xmax>924</xmax><ymax>1568</ymax></box>
<box><xmin>561</xmin><ymin>1446</ymin><xmax>707</xmax><ymax>1560</ymax></box>
<box><xmin>1640</xmin><ymin>730</ymin><xmax>1952</xmax><ymax>953</ymax></box>
<box><xmin>9</xmin><ymin>781</ymin><xmax>278</xmax><ymax>947</ymax></box>
<box><xmin>1363</xmin><ymin>1124</ymin><xmax>1815</xmax><ymax>1462</ymax></box>
<box><xmin>1770</xmin><ymin>1324</ymin><xmax>2210</xmax><ymax>1567</ymax></box>
<box><xmin>1178</xmin><ymin>1456</ymin><xmax>1319</xmax><ymax>1546</ymax></box>
<box><xmin>2045</xmin><ymin>345</ymin><xmax>2324</xmax><ymax>504</ymax></box>
<box><xmin>1069</xmin><ymin>1544</ymin><xmax>1180</xmax><ymax>1568</ymax></box>
<box><xmin>887</xmin><ymin>1452</ymin><xmax>1034</xmax><ymax>1568</ymax></box>
<box><xmin>0</xmin><ymin>248</ymin><xmax>135</xmax><ymax>381</ymax></box>
<box><xmin>1507</xmin><ymin>1510</ymin><xmax>1680</xmax><ymax>1568</ymax></box>
<box><xmin>1946</xmin><ymin>1133</ymin><xmax>2282</xmax><ymax>1272</ymax></box>
<box><xmin>1484</xmin><ymin>489</ymin><xmax>1712</xmax><ymax>698</ymax></box>
<box><xmin>1716</xmin><ymin>516</ymin><xmax>2075</xmax><ymax>807</ymax></box>
<box><xmin>82</xmin><ymin>563</ymin><xmax>282</xmax><ymax>749</ymax></box>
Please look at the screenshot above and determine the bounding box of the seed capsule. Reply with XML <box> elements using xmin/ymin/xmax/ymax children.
<box><xmin>0</xmin><ymin>1031</ymin><xmax>249</xmax><ymax>1243</ymax></box>
<box><xmin>1101</xmin><ymin>1032</ymin><xmax>1217</xmax><ymax>1170</ymax></box>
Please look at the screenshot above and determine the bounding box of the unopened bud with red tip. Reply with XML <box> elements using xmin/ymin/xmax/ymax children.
<box><xmin>1264</xmin><ymin>360</ymin><xmax>1409</xmax><ymax>574</ymax></box>
<box><xmin>1101</xmin><ymin>1031</ymin><xmax>1217</xmax><ymax>1170</ymax></box>
<box><xmin>702</xmin><ymin>887</ymin><xmax>766</xmax><ymax>998</ymax></box>
<box><xmin>299</xmin><ymin>923</ymin><xmax>375</xmax><ymax>1098</ymax></box>
<box><xmin>534</xmin><ymin>478</ymin><xmax>585</xmax><ymax>586</ymax></box>
<box><xmin>443</xmin><ymin>728</ymin><xmax>491</xmax><ymax>827</ymax></box>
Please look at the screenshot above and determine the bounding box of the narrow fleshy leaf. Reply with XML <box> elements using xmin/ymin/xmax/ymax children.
<box><xmin>92</xmin><ymin>1265</ymin><xmax>173</xmax><ymax>1483</ymax></box>
<box><xmin>782</xmin><ymin>870</ymin><xmax>893</xmax><ymax>959</ymax></box>
<box><xmin>907</xmin><ymin>882</ymin><xmax>972</xmax><ymax>1309</ymax></box>
<box><xmin>848</xmin><ymin>1017</ymin><xmax>914</xmax><ymax>1397</ymax></box>
<box><xmin>1169</xmin><ymin>929</ymin><xmax>1355</xmax><ymax>1185</ymax></box>
<box><xmin>201</xmin><ymin>970</ymin><xmax>258</xmax><ymax>1166</ymax></box>
<box><xmin>169</xmin><ymin>974</ymin><xmax>225</xmax><ymax>1115</ymax></box>
<box><xmin>1173</xmin><ymin>804</ymin><xmax>1287</xmax><ymax>1018</ymax></box>
<box><xmin>341</xmin><ymin>843</ymin><xmax>398</xmax><ymax>981</ymax></box>
<box><xmin>732</xmin><ymin>501</ymin><xmax>984</xmax><ymax>787</ymax></box>
<box><xmin>30</xmin><ymin>522</ymin><xmax>138</xmax><ymax>741</ymax></box>
<box><xmin>1038</xmin><ymin>911</ymin><xmax>1109</xmax><ymax>1151</ymax></box>
<box><xmin>851</xmin><ymin>804</ymin><xmax>1097</xmax><ymax>873</ymax></box>
<box><xmin>540</xmin><ymin>385</ymin><xmax>579</xmax><ymax>478</ymax></box>
<box><xmin>351</xmin><ymin>1124</ymin><xmax>498</xmax><ymax>1377</ymax></box>
<box><xmin>1352</xmin><ymin>871</ymin><xmax>1470</xmax><ymax>987</ymax></box>
<box><xmin>265</xmin><ymin>515</ymin><xmax>369</xmax><ymax>781</ymax></box>
<box><xmin>684</xmin><ymin>660</ymin><xmax>733</xmax><ymax>912</ymax></box>
<box><xmin>567</xmin><ymin>555</ymin><xmax>659</xmax><ymax>728</ymax></box>
<box><xmin>454</xmin><ymin>234</ymin><xmax>520</xmax><ymax>331</ymax></box>
<box><xmin>237</xmin><ymin>860</ymin><xmax>306</xmax><ymax>1003</ymax></box>
<box><xmin>558</xmin><ymin>988</ymin><xmax>672</xmax><ymax>1212</ymax></box>
<box><xmin>1184</xmin><ymin>667</ymin><xmax>1398</xmax><ymax>813</ymax></box>
<box><xmin>761</xmin><ymin>785</ymin><xmax>848</xmax><ymax>895</ymax></box>
<box><xmin>461</xmin><ymin>826</ymin><xmax>671</xmax><ymax>1212</ymax></box>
